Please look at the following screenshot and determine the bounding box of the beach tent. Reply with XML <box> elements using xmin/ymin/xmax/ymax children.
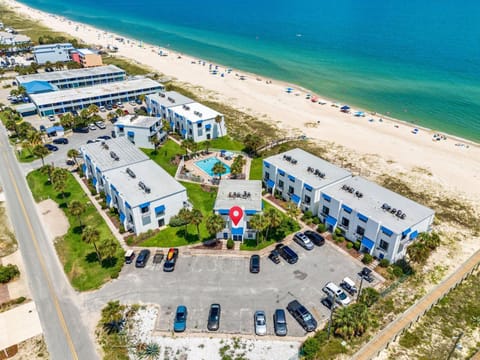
<box><xmin>354</xmin><ymin>111</ymin><xmax>365</xmax><ymax>117</ymax></box>
<box><xmin>341</xmin><ymin>105</ymin><xmax>350</xmax><ymax>111</ymax></box>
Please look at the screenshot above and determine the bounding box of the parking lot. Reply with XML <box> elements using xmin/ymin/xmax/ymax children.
<box><xmin>85</xmin><ymin>240</ymin><xmax>378</xmax><ymax>338</ymax></box>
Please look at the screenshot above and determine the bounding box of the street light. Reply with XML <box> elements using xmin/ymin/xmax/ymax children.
<box><xmin>327</xmin><ymin>293</ymin><xmax>337</xmax><ymax>339</ymax></box>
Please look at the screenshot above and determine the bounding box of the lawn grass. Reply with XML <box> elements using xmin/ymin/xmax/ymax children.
<box><xmin>102</xmin><ymin>56</ymin><xmax>150</xmax><ymax>76</ymax></box>
<box><xmin>27</xmin><ymin>170</ymin><xmax>124</xmax><ymax>291</ymax></box>
<box><xmin>141</xmin><ymin>139</ymin><xmax>184</xmax><ymax>177</ymax></box>
<box><xmin>249</xmin><ymin>157</ymin><xmax>263</xmax><ymax>180</ymax></box>
<box><xmin>140</xmin><ymin>182</ymin><xmax>218</xmax><ymax>247</ymax></box>
<box><xmin>16</xmin><ymin>148</ymin><xmax>38</xmax><ymax>163</ymax></box>
<box><xmin>207</xmin><ymin>136</ymin><xmax>245</xmax><ymax>151</ymax></box>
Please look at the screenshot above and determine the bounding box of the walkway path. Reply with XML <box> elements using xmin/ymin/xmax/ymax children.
<box><xmin>351</xmin><ymin>249</ymin><xmax>480</xmax><ymax>360</ymax></box>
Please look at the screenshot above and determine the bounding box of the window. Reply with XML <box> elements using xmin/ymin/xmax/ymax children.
<box><xmin>379</xmin><ymin>240</ymin><xmax>389</xmax><ymax>251</ymax></box>
<box><xmin>264</xmin><ymin>172</ymin><xmax>270</xmax><ymax>180</ymax></box>
<box><xmin>341</xmin><ymin>217</ymin><xmax>349</xmax><ymax>227</ymax></box>
<box><xmin>155</xmin><ymin>209</ymin><xmax>165</xmax><ymax>218</ymax></box>
<box><xmin>322</xmin><ymin>206</ymin><xmax>330</xmax><ymax>216</ymax></box>
<box><xmin>278</xmin><ymin>180</ymin><xmax>284</xmax><ymax>189</ymax></box>
<box><xmin>141</xmin><ymin>206</ymin><xmax>149</xmax><ymax>214</ymax></box>
<box><xmin>206</xmin><ymin>134</ymin><xmax>211</xmax><ymax>140</ymax></box>
<box><xmin>128</xmin><ymin>214</ymin><xmax>133</xmax><ymax>223</ymax></box>
<box><xmin>304</xmin><ymin>195</ymin><xmax>311</xmax><ymax>204</ymax></box>
<box><xmin>142</xmin><ymin>215</ymin><xmax>151</xmax><ymax>226</ymax></box>
<box><xmin>197</xmin><ymin>122</ymin><xmax>202</xmax><ymax>128</ymax></box>
<box><xmin>288</xmin><ymin>186</ymin><xmax>294</xmax><ymax>194</ymax></box>
<box><xmin>356</xmin><ymin>226</ymin><xmax>365</xmax><ymax>236</ymax></box>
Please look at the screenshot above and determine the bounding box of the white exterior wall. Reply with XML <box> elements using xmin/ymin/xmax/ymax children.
<box><xmin>169</xmin><ymin>110</ymin><xmax>227</xmax><ymax>142</ymax></box>
<box><xmin>214</xmin><ymin>211</ymin><xmax>258</xmax><ymax>241</ymax></box>
<box><xmin>115</xmin><ymin>123</ymin><xmax>165</xmax><ymax>149</ymax></box>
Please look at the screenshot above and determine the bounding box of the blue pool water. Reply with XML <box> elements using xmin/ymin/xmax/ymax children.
<box><xmin>195</xmin><ymin>157</ymin><xmax>231</xmax><ymax>177</ymax></box>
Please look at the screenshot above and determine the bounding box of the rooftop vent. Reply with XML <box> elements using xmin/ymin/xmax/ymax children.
<box><xmin>126</xmin><ymin>167</ymin><xmax>136</xmax><ymax>178</ymax></box>
<box><xmin>183</xmin><ymin>105</ymin><xmax>190</xmax><ymax>110</ymax></box>
<box><xmin>138</xmin><ymin>181</ymin><xmax>151</xmax><ymax>194</ymax></box>
<box><xmin>355</xmin><ymin>191</ymin><xmax>363</xmax><ymax>198</ymax></box>
<box><xmin>167</xmin><ymin>97</ymin><xmax>175</xmax><ymax>103</ymax></box>
<box><xmin>159</xmin><ymin>93</ymin><xmax>165</xmax><ymax>97</ymax></box>
<box><xmin>101</xmin><ymin>142</ymin><xmax>109</xmax><ymax>150</ymax></box>
<box><xmin>110</xmin><ymin>151</ymin><xmax>119</xmax><ymax>161</ymax></box>
<box><xmin>228</xmin><ymin>191</ymin><xmax>251</xmax><ymax>199</ymax></box>
<box><xmin>307</xmin><ymin>166</ymin><xmax>314</xmax><ymax>173</ymax></box>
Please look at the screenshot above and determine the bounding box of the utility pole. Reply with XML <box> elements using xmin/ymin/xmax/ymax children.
<box><xmin>327</xmin><ymin>293</ymin><xmax>337</xmax><ymax>339</ymax></box>
<box><xmin>447</xmin><ymin>332</ymin><xmax>463</xmax><ymax>360</ymax></box>
<box><xmin>357</xmin><ymin>275</ymin><xmax>365</xmax><ymax>301</ymax></box>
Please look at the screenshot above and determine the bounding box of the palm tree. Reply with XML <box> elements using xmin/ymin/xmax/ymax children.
<box><xmin>189</xmin><ymin>208</ymin><xmax>203</xmax><ymax>238</ymax></box>
<box><xmin>178</xmin><ymin>208</ymin><xmax>192</xmax><ymax>237</ymax></box>
<box><xmin>206</xmin><ymin>213</ymin><xmax>225</xmax><ymax>239</ymax></box>
<box><xmin>285</xmin><ymin>201</ymin><xmax>301</xmax><ymax>220</ymax></box>
<box><xmin>249</xmin><ymin>213</ymin><xmax>269</xmax><ymax>246</ymax></box>
<box><xmin>420</xmin><ymin>232</ymin><xmax>440</xmax><ymax>250</ymax></box>
<box><xmin>214</xmin><ymin>114</ymin><xmax>224</xmax><ymax>137</ymax></box>
<box><xmin>5</xmin><ymin>119</ymin><xmax>19</xmax><ymax>137</ymax></box>
<box><xmin>333</xmin><ymin>303</ymin><xmax>371</xmax><ymax>340</ymax></box>
<box><xmin>230</xmin><ymin>155</ymin><xmax>246</xmax><ymax>179</ymax></box>
<box><xmin>181</xmin><ymin>139</ymin><xmax>193</xmax><ymax>156</ymax></box>
<box><xmin>87</xmin><ymin>104</ymin><xmax>99</xmax><ymax>117</ymax></box>
<box><xmin>99</xmin><ymin>238</ymin><xmax>118</xmax><ymax>262</ymax></box>
<box><xmin>67</xmin><ymin>148</ymin><xmax>80</xmax><ymax>166</ymax></box>
<box><xmin>106</xmin><ymin>112</ymin><xmax>116</xmax><ymax>123</ymax></box>
<box><xmin>203</xmin><ymin>140</ymin><xmax>211</xmax><ymax>154</ymax></box>
<box><xmin>80</xmin><ymin>108</ymin><xmax>90</xmax><ymax>121</ymax></box>
<box><xmin>212</xmin><ymin>161</ymin><xmax>227</xmax><ymax>180</ymax></box>
<box><xmin>244</xmin><ymin>133</ymin><xmax>262</xmax><ymax>155</ymax></box>
<box><xmin>33</xmin><ymin>144</ymin><xmax>49</xmax><ymax>166</ymax></box>
<box><xmin>138</xmin><ymin>94</ymin><xmax>146</xmax><ymax>104</ymax></box>
<box><xmin>26</xmin><ymin>130</ymin><xmax>42</xmax><ymax>146</ymax></box>
<box><xmin>264</xmin><ymin>207</ymin><xmax>282</xmax><ymax>241</ymax></box>
<box><xmin>407</xmin><ymin>241</ymin><xmax>429</xmax><ymax>265</ymax></box>
<box><xmin>139</xmin><ymin>342</ymin><xmax>160</xmax><ymax>360</ymax></box>
<box><xmin>115</xmin><ymin>108</ymin><xmax>124</xmax><ymax>117</ymax></box>
<box><xmin>69</xmin><ymin>200</ymin><xmax>86</xmax><ymax>228</ymax></box>
<box><xmin>52</xmin><ymin>168</ymin><xmax>68</xmax><ymax>199</ymax></box>
<box><xmin>54</xmin><ymin>61</ymin><xmax>64</xmax><ymax>70</ymax></box>
<box><xmin>82</xmin><ymin>226</ymin><xmax>102</xmax><ymax>261</ymax></box>
<box><xmin>150</xmin><ymin>136</ymin><xmax>161</xmax><ymax>154</ymax></box>
<box><xmin>60</xmin><ymin>112</ymin><xmax>74</xmax><ymax>129</ymax></box>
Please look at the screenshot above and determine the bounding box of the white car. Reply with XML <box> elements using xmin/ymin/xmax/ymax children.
<box><xmin>88</xmin><ymin>123</ymin><xmax>97</xmax><ymax>130</ymax></box>
<box><xmin>99</xmin><ymin>106</ymin><xmax>106</xmax><ymax>112</ymax></box>
<box><xmin>129</xmin><ymin>100</ymin><xmax>137</xmax><ymax>106</ymax></box>
<box><xmin>254</xmin><ymin>311</ymin><xmax>267</xmax><ymax>336</ymax></box>
<box><xmin>95</xmin><ymin>121</ymin><xmax>106</xmax><ymax>129</ymax></box>
<box><xmin>117</xmin><ymin>101</ymin><xmax>124</xmax><ymax>108</ymax></box>
<box><xmin>323</xmin><ymin>282</ymin><xmax>351</xmax><ymax>306</ymax></box>
<box><xmin>293</xmin><ymin>232</ymin><xmax>314</xmax><ymax>250</ymax></box>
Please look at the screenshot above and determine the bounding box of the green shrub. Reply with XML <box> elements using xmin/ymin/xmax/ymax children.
<box><xmin>334</xmin><ymin>227</ymin><xmax>342</xmax><ymax>235</ymax></box>
<box><xmin>353</xmin><ymin>240</ymin><xmax>361</xmax><ymax>250</ymax></box>
<box><xmin>346</xmin><ymin>242</ymin><xmax>353</xmax><ymax>249</ymax></box>
<box><xmin>226</xmin><ymin>239</ymin><xmax>234</xmax><ymax>249</ymax></box>
<box><xmin>379</xmin><ymin>259</ymin><xmax>390</xmax><ymax>268</ymax></box>
<box><xmin>312</xmin><ymin>217</ymin><xmax>320</xmax><ymax>225</ymax></box>
<box><xmin>390</xmin><ymin>265</ymin><xmax>404</xmax><ymax>278</ymax></box>
<box><xmin>119</xmin><ymin>224</ymin><xmax>126</xmax><ymax>234</ymax></box>
<box><xmin>335</xmin><ymin>236</ymin><xmax>345</xmax><ymax>243</ymax></box>
<box><xmin>362</xmin><ymin>254</ymin><xmax>373</xmax><ymax>264</ymax></box>
<box><xmin>302</xmin><ymin>210</ymin><xmax>313</xmax><ymax>220</ymax></box>
<box><xmin>0</xmin><ymin>264</ymin><xmax>20</xmax><ymax>283</ymax></box>
<box><xmin>317</xmin><ymin>223</ymin><xmax>326</xmax><ymax>233</ymax></box>
<box><xmin>169</xmin><ymin>215</ymin><xmax>189</xmax><ymax>227</ymax></box>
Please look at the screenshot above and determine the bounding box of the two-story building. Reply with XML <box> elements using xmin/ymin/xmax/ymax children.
<box><xmin>70</xmin><ymin>48</ymin><xmax>103</xmax><ymax>67</ymax></box>
<box><xmin>317</xmin><ymin>176</ymin><xmax>435</xmax><ymax>263</ymax></box>
<box><xmin>168</xmin><ymin>102</ymin><xmax>227</xmax><ymax>142</ymax></box>
<box><xmin>0</xmin><ymin>31</ymin><xmax>30</xmax><ymax>46</ymax></box>
<box><xmin>262</xmin><ymin>148</ymin><xmax>352</xmax><ymax>214</ymax></box>
<box><xmin>80</xmin><ymin>137</ymin><xmax>188</xmax><ymax>235</ymax></box>
<box><xmin>213</xmin><ymin>180</ymin><xmax>263</xmax><ymax>241</ymax></box>
<box><xmin>33</xmin><ymin>43</ymin><xmax>75</xmax><ymax>65</ymax></box>
<box><xmin>114</xmin><ymin>114</ymin><xmax>166</xmax><ymax>149</ymax></box>
<box><xmin>146</xmin><ymin>91</ymin><xmax>194</xmax><ymax>119</ymax></box>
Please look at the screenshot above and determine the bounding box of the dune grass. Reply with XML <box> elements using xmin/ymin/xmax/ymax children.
<box><xmin>27</xmin><ymin>170</ymin><xmax>123</xmax><ymax>291</ymax></box>
<box><xmin>102</xmin><ymin>56</ymin><xmax>150</xmax><ymax>76</ymax></box>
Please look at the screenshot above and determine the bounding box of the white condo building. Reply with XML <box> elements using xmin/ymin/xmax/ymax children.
<box><xmin>263</xmin><ymin>148</ymin><xmax>352</xmax><ymax>214</ymax></box>
<box><xmin>146</xmin><ymin>91</ymin><xmax>194</xmax><ymax>119</ymax></box>
<box><xmin>114</xmin><ymin>115</ymin><xmax>167</xmax><ymax>149</ymax></box>
<box><xmin>318</xmin><ymin>177</ymin><xmax>435</xmax><ymax>263</ymax></box>
<box><xmin>80</xmin><ymin>137</ymin><xmax>188</xmax><ymax>235</ymax></box>
<box><xmin>213</xmin><ymin>180</ymin><xmax>263</xmax><ymax>241</ymax></box>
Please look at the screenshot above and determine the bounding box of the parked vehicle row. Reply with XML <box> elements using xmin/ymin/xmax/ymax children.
<box><xmin>128</xmin><ymin>248</ymin><xmax>180</xmax><ymax>272</ymax></box>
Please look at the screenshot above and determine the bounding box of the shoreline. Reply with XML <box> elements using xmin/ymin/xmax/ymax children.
<box><xmin>3</xmin><ymin>0</ymin><xmax>480</xmax><ymax>202</ymax></box>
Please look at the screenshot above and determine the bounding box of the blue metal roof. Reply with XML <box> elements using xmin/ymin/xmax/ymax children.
<box><xmin>231</xmin><ymin>227</ymin><xmax>244</xmax><ymax>235</ymax></box>
<box><xmin>23</xmin><ymin>80</ymin><xmax>57</xmax><ymax>94</ymax></box>
<box><xmin>361</xmin><ymin>236</ymin><xmax>375</xmax><ymax>250</ymax></box>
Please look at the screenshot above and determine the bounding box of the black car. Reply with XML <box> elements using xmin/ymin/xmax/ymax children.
<box><xmin>250</xmin><ymin>254</ymin><xmax>260</xmax><ymax>273</ymax></box>
<box><xmin>276</xmin><ymin>244</ymin><xmax>298</xmax><ymax>264</ymax></box>
<box><xmin>163</xmin><ymin>248</ymin><xmax>179</xmax><ymax>272</ymax></box>
<box><xmin>321</xmin><ymin>297</ymin><xmax>335</xmax><ymax>310</ymax></box>
<box><xmin>268</xmin><ymin>249</ymin><xmax>281</xmax><ymax>264</ymax></box>
<box><xmin>97</xmin><ymin>135</ymin><xmax>111</xmax><ymax>141</ymax></box>
<box><xmin>273</xmin><ymin>309</ymin><xmax>288</xmax><ymax>336</ymax></box>
<box><xmin>304</xmin><ymin>230</ymin><xmax>325</xmax><ymax>246</ymax></box>
<box><xmin>52</xmin><ymin>137</ymin><xmax>68</xmax><ymax>144</ymax></box>
<box><xmin>44</xmin><ymin>144</ymin><xmax>59</xmax><ymax>151</ymax></box>
<box><xmin>286</xmin><ymin>300</ymin><xmax>317</xmax><ymax>332</ymax></box>
<box><xmin>135</xmin><ymin>98</ymin><xmax>142</xmax><ymax>105</ymax></box>
<box><xmin>135</xmin><ymin>249</ymin><xmax>150</xmax><ymax>268</ymax></box>
<box><xmin>72</xmin><ymin>126</ymin><xmax>89</xmax><ymax>133</ymax></box>
<box><xmin>207</xmin><ymin>303</ymin><xmax>221</xmax><ymax>331</ymax></box>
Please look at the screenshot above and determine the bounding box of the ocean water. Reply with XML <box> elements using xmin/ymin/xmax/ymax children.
<box><xmin>18</xmin><ymin>0</ymin><xmax>480</xmax><ymax>142</ymax></box>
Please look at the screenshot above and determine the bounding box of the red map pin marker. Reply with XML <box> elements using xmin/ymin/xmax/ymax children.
<box><xmin>229</xmin><ymin>206</ymin><xmax>243</xmax><ymax>226</ymax></box>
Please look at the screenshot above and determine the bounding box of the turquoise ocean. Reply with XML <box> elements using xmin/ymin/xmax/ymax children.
<box><xmin>18</xmin><ymin>0</ymin><xmax>480</xmax><ymax>142</ymax></box>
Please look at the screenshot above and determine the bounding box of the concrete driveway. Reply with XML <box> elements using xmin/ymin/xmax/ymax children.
<box><xmin>84</xmin><ymin>241</ymin><xmax>374</xmax><ymax>338</ymax></box>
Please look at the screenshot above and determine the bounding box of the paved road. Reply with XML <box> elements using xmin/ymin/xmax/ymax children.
<box><xmin>0</xmin><ymin>125</ymin><xmax>99</xmax><ymax>360</ymax></box>
<box><xmin>84</xmin><ymin>241</ymin><xmax>373</xmax><ymax>338</ymax></box>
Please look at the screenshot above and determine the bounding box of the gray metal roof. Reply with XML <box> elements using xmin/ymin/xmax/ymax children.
<box><xmin>104</xmin><ymin>160</ymin><xmax>186</xmax><ymax>207</ymax></box>
<box><xmin>80</xmin><ymin>137</ymin><xmax>149</xmax><ymax>171</ymax></box>
<box><xmin>16</xmin><ymin>65</ymin><xmax>125</xmax><ymax>84</ymax></box>
<box><xmin>264</xmin><ymin>148</ymin><xmax>352</xmax><ymax>189</ymax></box>
<box><xmin>323</xmin><ymin>176</ymin><xmax>435</xmax><ymax>233</ymax></box>
<box><xmin>115</xmin><ymin>115</ymin><xmax>159</xmax><ymax>129</ymax></box>
<box><xmin>214</xmin><ymin>180</ymin><xmax>263</xmax><ymax>212</ymax></box>
<box><xmin>33</xmin><ymin>43</ymin><xmax>73</xmax><ymax>50</ymax></box>
<box><xmin>29</xmin><ymin>78</ymin><xmax>163</xmax><ymax>106</ymax></box>
<box><xmin>146</xmin><ymin>91</ymin><xmax>194</xmax><ymax>108</ymax></box>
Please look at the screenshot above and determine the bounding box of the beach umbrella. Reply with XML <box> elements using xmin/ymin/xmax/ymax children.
<box><xmin>341</xmin><ymin>105</ymin><xmax>350</xmax><ymax>110</ymax></box>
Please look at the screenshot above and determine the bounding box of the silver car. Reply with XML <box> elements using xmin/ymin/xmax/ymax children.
<box><xmin>254</xmin><ymin>311</ymin><xmax>267</xmax><ymax>336</ymax></box>
<box><xmin>294</xmin><ymin>232</ymin><xmax>314</xmax><ymax>250</ymax></box>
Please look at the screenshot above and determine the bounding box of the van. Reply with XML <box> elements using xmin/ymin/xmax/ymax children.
<box><xmin>125</xmin><ymin>250</ymin><xmax>135</xmax><ymax>264</ymax></box>
<box><xmin>322</xmin><ymin>282</ymin><xmax>351</xmax><ymax>306</ymax></box>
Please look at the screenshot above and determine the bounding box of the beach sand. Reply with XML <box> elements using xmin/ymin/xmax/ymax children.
<box><xmin>3</xmin><ymin>0</ymin><xmax>479</xmax><ymax>204</ymax></box>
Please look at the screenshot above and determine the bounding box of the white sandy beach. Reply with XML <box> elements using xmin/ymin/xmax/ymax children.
<box><xmin>3</xmin><ymin>0</ymin><xmax>480</xmax><ymax>205</ymax></box>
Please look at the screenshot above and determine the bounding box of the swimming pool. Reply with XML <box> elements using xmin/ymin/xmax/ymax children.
<box><xmin>195</xmin><ymin>157</ymin><xmax>231</xmax><ymax>177</ymax></box>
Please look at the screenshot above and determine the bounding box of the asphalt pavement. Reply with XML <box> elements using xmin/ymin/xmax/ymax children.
<box><xmin>0</xmin><ymin>125</ymin><xmax>99</xmax><ymax>360</ymax></box>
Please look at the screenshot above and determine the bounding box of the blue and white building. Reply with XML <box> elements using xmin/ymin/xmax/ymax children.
<box><xmin>16</xmin><ymin>65</ymin><xmax>126</xmax><ymax>91</ymax></box>
<box><xmin>168</xmin><ymin>102</ymin><xmax>227</xmax><ymax>142</ymax></box>
<box><xmin>146</xmin><ymin>91</ymin><xmax>194</xmax><ymax>119</ymax></box>
<box><xmin>0</xmin><ymin>31</ymin><xmax>30</xmax><ymax>46</ymax></box>
<box><xmin>29</xmin><ymin>78</ymin><xmax>163</xmax><ymax>116</ymax></box>
<box><xmin>318</xmin><ymin>176</ymin><xmax>435</xmax><ymax>263</ymax></box>
<box><xmin>80</xmin><ymin>138</ymin><xmax>188</xmax><ymax>235</ymax></box>
<box><xmin>213</xmin><ymin>180</ymin><xmax>263</xmax><ymax>241</ymax></box>
<box><xmin>114</xmin><ymin>114</ymin><xmax>166</xmax><ymax>149</ymax></box>
<box><xmin>262</xmin><ymin>148</ymin><xmax>352</xmax><ymax>214</ymax></box>
<box><xmin>33</xmin><ymin>43</ymin><xmax>75</xmax><ymax>65</ymax></box>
